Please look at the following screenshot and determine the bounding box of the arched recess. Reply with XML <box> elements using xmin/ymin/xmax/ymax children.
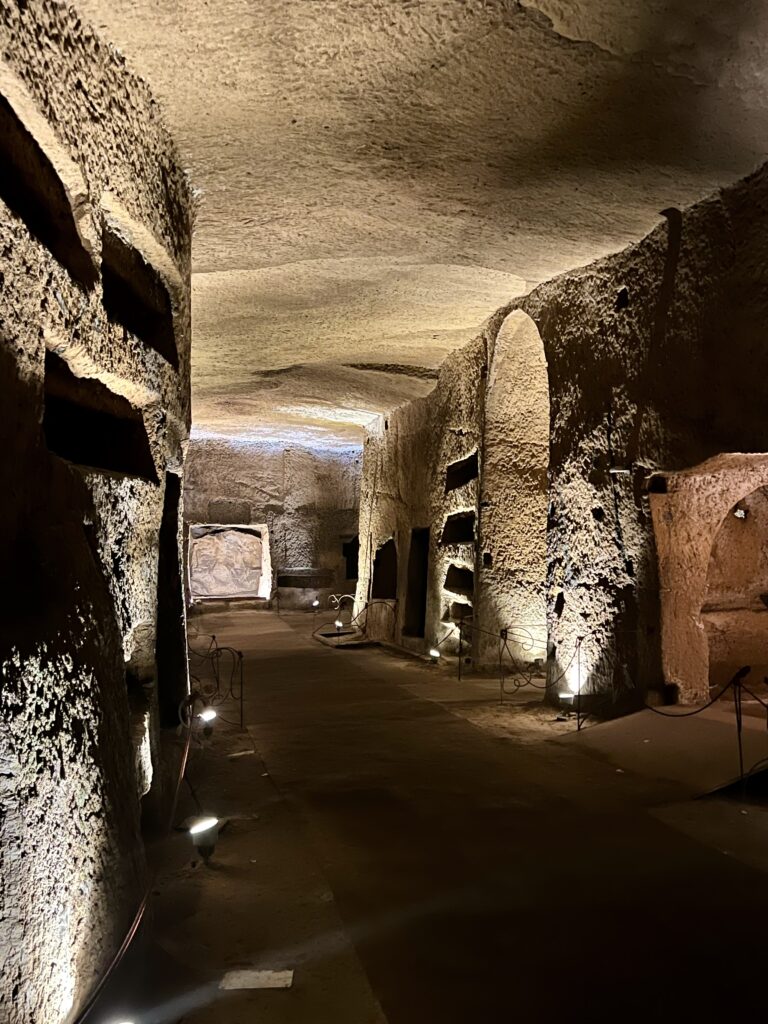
<box><xmin>649</xmin><ymin>453</ymin><xmax>768</xmax><ymax>702</ymax></box>
<box><xmin>475</xmin><ymin>309</ymin><xmax>549</xmax><ymax>662</ymax></box>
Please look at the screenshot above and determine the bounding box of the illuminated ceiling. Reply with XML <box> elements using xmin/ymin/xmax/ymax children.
<box><xmin>77</xmin><ymin>0</ymin><xmax>768</xmax><ymax>444</ymax></box>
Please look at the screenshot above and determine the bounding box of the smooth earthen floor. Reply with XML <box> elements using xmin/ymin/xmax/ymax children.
<box><xmin>130</xmin><ymin>608</ymin><xmax>768</xmax><ymax>1022</ymax></box>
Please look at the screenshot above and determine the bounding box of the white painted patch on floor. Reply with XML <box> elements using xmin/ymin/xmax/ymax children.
<box><xmin>219</xmin><ymin>969</ymin><xmax>294</xmax><ymax>990</ymax></box>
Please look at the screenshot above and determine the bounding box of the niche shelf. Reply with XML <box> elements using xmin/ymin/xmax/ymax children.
<box><xmin>0</xmin><ymin>89</ymin><xmax>97</xmax><ymax>288</ymax></box>
<box><xmin>444</xmin><ymin>451</ymin><xmax>478</xmax><ymax>493</ymax></box>
<box><xmin>102</xmin><ymin>223</ymin><xmax>178</xmax><ymax>368</ymax></box>
<box><xmin>43</xmin><ymin>351</ymin><xmax>158</xmax><ymax>482</ymax></box>
<box><xmin>444</xmin><ymin>564</ymin><xmax>474</xmax><ymax>597</ymax></box>
<box><xmin>440</xmin><ymin>511</ymin><xmax>475</xmax><ymax>545</ymax></box>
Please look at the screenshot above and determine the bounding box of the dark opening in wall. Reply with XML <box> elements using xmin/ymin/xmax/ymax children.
<box><xmin>156</xmin><ymin>473</ymin><xmax>188</xmax><ymax>727</ymax></box>
<box><xmin>447</xmin><ymin>600</ymin><xmax>473</xmax><ymax>622</ymax></box>
<box><xmin>0</xmin><ymin>94</ymin><xmax>97</xmax><ymax>289</ymax></box>
<box><xmin>444</xmin><ymin>451</ymin><xmax>479</xmax><ymax>493</ymax></box>
<box><xmin>372</xmin><ymin>538</ymin><xmax>398</xmax><ymax>599</ymax></box>
<box><xmin>43</xmin><ymin>351</ymin><xmax>158</xmax><ymax>482</ymax></box>
<box><xmin>403</xmin><ymin>528</ymin><xmax>430</xmax><ymax>637</ymax></box>
<box><xmin>440</xmin><ymin>511</ymin><xmax>475</xmax><ymax>545</ymax></box>
<box><xmin>102</xmin><ymin>225</ymin><xmax>178</xmax><ymax>367</ymax></box>
<box><xmin>444</xmin><ymin>564</ymin><xmax>474</xmax><ymax>597</ymax></box>
<box><xmin>342</xmin><ymin>535</ymin><xmax>359</xmax><ymax>580</ymax></box>
<box><xmin>277</xmin><ymin>568</ymin><xmax>334</xmax><ymax>589</ymax></box>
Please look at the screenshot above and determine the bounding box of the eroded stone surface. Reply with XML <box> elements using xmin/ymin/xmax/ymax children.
<box><xmin>356</xmin><ymin>163</ymin><xmax>768</xmax><ymax>703</ymax></box>
<box><xmin>0</xmin><ymin>3</ymin><xmax>192</xmax><ymax>1019</ymax></box>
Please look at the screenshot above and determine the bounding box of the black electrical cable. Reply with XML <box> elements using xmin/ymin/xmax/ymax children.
<box><xmin>74</xmin><ymin>705</ymin><xmax>194</xmax><ymax>1023</ymax></box>
<box><xmin>643</xmin><ymin>667</ymin><xmax>750</xmax><ymax>718</ymax></box>
<box><xmin>76</xmin><ymin>624</ymin><xmax>246</xmax><ymax>1022</ymax></box>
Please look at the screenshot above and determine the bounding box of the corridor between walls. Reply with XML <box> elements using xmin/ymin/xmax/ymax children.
<box><xmin>152</xmin><ymin>607</ymin><xmax>768</xmax><ymax>1024</ymax></box>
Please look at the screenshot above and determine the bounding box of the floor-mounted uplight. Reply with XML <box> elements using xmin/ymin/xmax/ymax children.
<box><xmin>189</xmin><ymin>816</ymin><xmax>220</xmax><ymax>863</ymax></box>
<box><xmin>429</xmin><ymin>648</ymin><xmax>440</xmax><ymax>660</ymax></box>
<box><xmin>197</xmin><ymin>705</ymin><xmax>217</xmax><ymax>737</ymax></box>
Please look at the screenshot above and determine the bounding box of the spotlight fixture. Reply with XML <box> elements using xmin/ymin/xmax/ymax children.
<box><xmin>198</xmin><ymin>707</ymin><xmax>217</xmax><ymax>723</ymax></box>
<box><xmin>334</xmin><ymin>619</ymin><xmax>343</xmax><ymax>629</ymax></box>
<box><xmin>189</xmin><ymin>816</ymin><xmax>220</xmax><ymax>863</ymax></box>
<box><xmin>429</xmin><ymin>648</ymin><xmax>440</xmax><ymax>659</ymax></box>
<box><xmin>312</xmin><ymin>599</ymin><xmax>320</xmax><ymax>607</ymax></box>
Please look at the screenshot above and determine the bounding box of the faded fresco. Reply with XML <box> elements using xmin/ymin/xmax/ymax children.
<box><xmin>189</xmin><ymin>526</ymin><xmax>263</xmax><ymax>597</ymax></box>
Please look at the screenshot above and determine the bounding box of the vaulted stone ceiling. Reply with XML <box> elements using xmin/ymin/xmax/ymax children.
<box><xmin>78</xmin><ymin>0</ymin><xmax>768</xmax><ymax>444</ymax></box>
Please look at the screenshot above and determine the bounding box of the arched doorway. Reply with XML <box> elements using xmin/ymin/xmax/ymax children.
<box><xmin>649</xmin><ymin>453</ymin><xmax>768</xmax><ymax>702</ymax></box>
<box><xmin>475</xmin><ymin>309</ymin><xmax>549</xmax><ymax>664</ymax></box>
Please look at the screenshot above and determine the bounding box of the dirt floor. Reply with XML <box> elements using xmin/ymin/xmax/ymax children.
<box><xmin>106</xmin><ymin>607</ymin><xmax>768</xmax><ymax>1023</ymax></box>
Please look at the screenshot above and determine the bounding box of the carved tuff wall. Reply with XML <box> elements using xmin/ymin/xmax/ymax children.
<box><xmin>356</xmin><ymin>163</ymin><xmax>768</xmax><ymax>705</ymax></box>
<box><xmin>184</xmin><ymin>438</ymin><xmax>361</xmax><ymax>604</ymax></box>
<box><xmin>0</xmin><ymin>3</ymin><xmax>193</xmax><ymax>1021</ymax></box>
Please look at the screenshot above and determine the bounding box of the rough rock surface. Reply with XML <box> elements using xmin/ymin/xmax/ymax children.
<box><xmin>357</xmin><ymin>163</ymin><xmax>768</xmax><ymax>703</ymax></box>
<box><xmin>0</xmin><ymin>3</ymin><xmax>192</xmax><ymax>1020</ymax></box>
<box><xmin>75</xmin><ymin>0</ymin><xmax>768</xmax><ymax>443</ymax></box>
<box><xmin>184</xmin><ymin>438</ymin><xmax>361</xmax><ymax>595</ymax></box>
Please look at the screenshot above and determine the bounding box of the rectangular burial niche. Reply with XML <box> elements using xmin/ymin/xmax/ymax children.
<box><xmin>403</xmin><ymin>527</ymin><xmax>430</xmax><ymax>637</ymax></box>
<box><xmin>102</xmin><ymin>223</ymin><xmax>178</xmax><ymax>368</ymax></box>
<box><xmin>440</xmin><ymin>511</ymin><xmax>475</xmax><ymax>545</ymax></box>
<box><xmin>156</xmin><ymin>473</ymin><xmax>188</xmax><ymax>727</ymax></box>
<box><xmin>0</xmin><ymin>93</ymin><xmax>97</xmax><ymax>289</ymax></box>
<box><xmin>371</xmin><ymin>537</ymin><xmax>398</xmax><ymax>599</ymax></box>
<box><xmin>189</xmin><ymin>524</ymin><xmax>271</xmax><ymax>599</ymax></box>
<box><xmin>444</xmin><ymin>564</ymin><xmax>474</xmax><ymax>597</ymax></box>
<box><xmin>43</xmin><ymin>350</ymin><xmax>158</xmax><ymax>481</ymax></box>
<box><xmin>444</xmin><ymin>451</ymin><xmax>479</xmax><ymax>493</ymax></box>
